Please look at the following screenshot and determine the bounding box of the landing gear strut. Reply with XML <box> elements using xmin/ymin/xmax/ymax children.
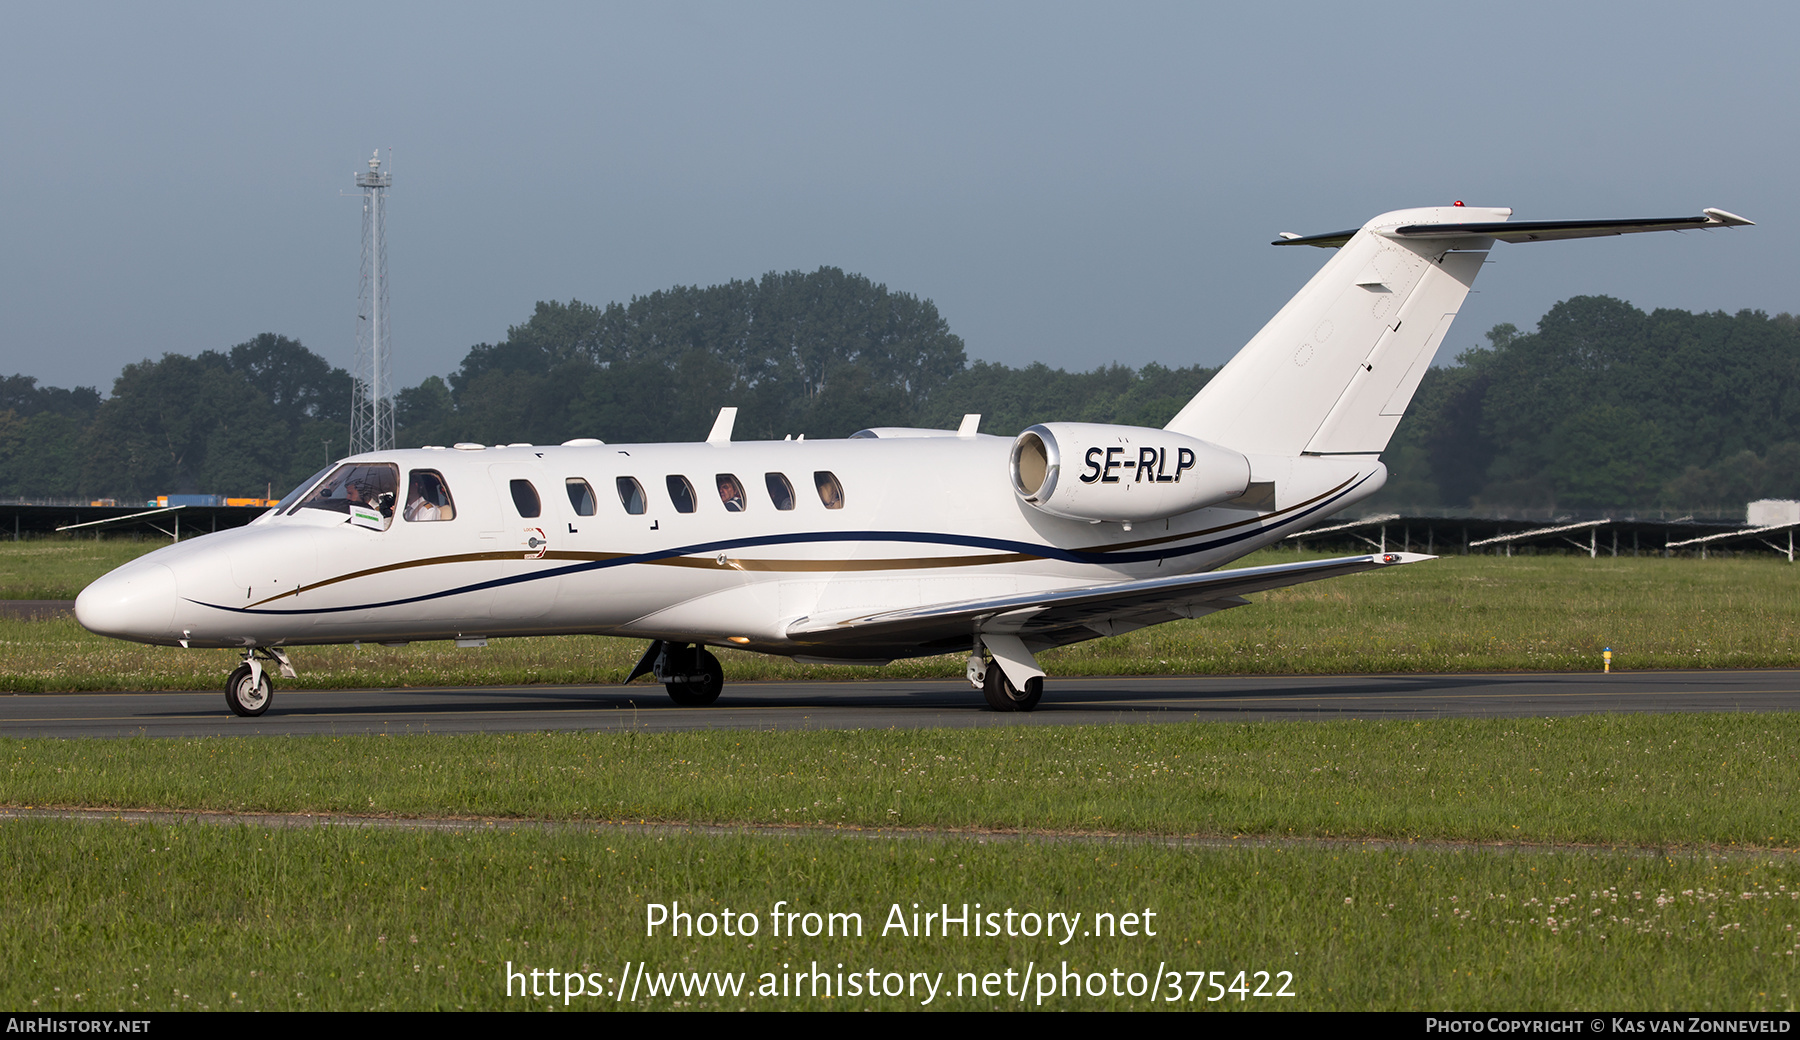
<box><xmin>627</xmin><ymin>640</ymin><xmax>726</xmax><ymax>706</ymax></box>
<box><xmin>225</xmin><ymin>647</ymin><xmax>295</xmax><ymax>717</ymax></box>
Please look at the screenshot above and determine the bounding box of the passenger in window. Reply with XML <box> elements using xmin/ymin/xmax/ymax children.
<box><xmin>765</xmin><ymin>473</ymin><xmax>796</xmax><ymax>511</ymax></box>
<box><xmin>815</xmin><ymin>471</ymin><xmax>844</xmax><ymax>509</ymax></box>
<box><xmin>716</xmin><ymin>474</ymin><xmax>746</xmax><ymax>512</ymax></box>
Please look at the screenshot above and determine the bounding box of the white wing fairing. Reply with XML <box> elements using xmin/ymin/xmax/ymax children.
<box><xmin>72</xmin><ymin>202</ymin><xmax>1749</xmax><ymax>714</ymax></box>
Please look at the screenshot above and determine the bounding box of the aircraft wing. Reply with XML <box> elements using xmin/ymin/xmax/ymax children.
<box><xmin>785</xmin><ymin>551</ymin><xmax>1432</xmax><ymax>653</ymax></box>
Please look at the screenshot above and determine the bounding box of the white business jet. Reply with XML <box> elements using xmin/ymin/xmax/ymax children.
<box><xmin>75</xmin><ymin>203</ymin><xmax>1751</xmax><ymax>716</ymax></box>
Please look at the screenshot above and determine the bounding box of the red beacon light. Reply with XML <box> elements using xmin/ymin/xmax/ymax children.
<box><xmin>1453</xmin><ymin>200</ymin><xmax>1465</xmax><ymax>206</ymax></box>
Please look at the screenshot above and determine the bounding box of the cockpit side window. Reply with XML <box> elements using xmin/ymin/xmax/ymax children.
<box><xmin>510</xmin><ymin>479</ymin><xmax>542</xmax><ymax>518</ymax></box>
<box><xmin>404</xmin><ymin>470</ymin><xmax>456</xmax><ymax>522</ymax></box>
<box><xmin>616</xmin><ymin>477</ymin><xmax>647</xmax><ymax>515</ymax></box>
<box><xmin>294</xmin><ymin>463</ymin><xmax>399</xmax><ymax>529</ymax></box>
<box><xmin>716</xmin><ymin>473</ymin><xmax>747</xmax><ymax>512</ymax></box>
<box><xmin>765</xmin><ymin>472</ymin><xmax>795</xmax><ymax>511</ymax></box>
<box><xmin>566</xmin><ymin>478</ymin><xmax>597</xmax><ymax>517</ymax></box>
<box><xmin>814</xmin><ymin>471</ymin><xmax>845</xmax><ymax>509</ymax></box>
<box><xmin>666</xmin><ymin>475</ymin><xmax>696</xmax><ymax>514</ymax></box>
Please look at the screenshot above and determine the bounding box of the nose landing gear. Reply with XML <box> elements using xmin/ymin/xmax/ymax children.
<box><xmin>225</xmin><ymin>647</ymin><xmax>296</xmax><ymax>717</ymax></box>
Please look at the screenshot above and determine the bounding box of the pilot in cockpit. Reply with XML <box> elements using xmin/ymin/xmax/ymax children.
<box><xmin>295</xmin><ymin>463</ymin><xmax>398</xmax><ymax>530</ymax></box>
<box><xmin>405</xmin><ymin>470</ymin><xmax>455</xmax><ymax>522</ymax></box>
<box><xmin>344</xmin><ymin>481</ymin><xmax>394</xmax><ymax>529</ymax></box>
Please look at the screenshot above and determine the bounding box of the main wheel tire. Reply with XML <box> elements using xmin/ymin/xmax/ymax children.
<box><xmin>225</xmin><ymin>663</ymin><xmax>273</xmax><ymax>717</ymax></box>
<box><xmin>982</xmin><ymin>667</ymin><xmax>1043</xmax><ymax>712</ymax></box>
<box><xmin>664</xmin><ymin>648</ymin><xmax>724</xmax><ymax>706</ymax></box>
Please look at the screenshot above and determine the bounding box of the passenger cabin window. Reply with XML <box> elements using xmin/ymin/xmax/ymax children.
<box><xmin>293</xmin><ymin>462</ymin><xmax>399</xmax><ymax>530</ymax></box>
<box><xmin>666</xmin><ymin>475</ymin><xmax>697</xmax><ymax>514</ymax></box>
<box><xmin>765</xmin><ymin>472</ymin><xmax>795</xmax><ymax>511</ymax></box>
<box><xmin>565</xmin><ymin>478</ymin><xmax>597</xmax><ymax>517</ymax></box>
<box><xmin>716</xmin><ymin>473</ymin><xmax>747</xmax><ymax>512</ymax></box>
<box><xmin>404</xmin><ymin>470</ymin><xmax>456</xmax><ymax>522</ymax></box>
<box><xmin>510</xmin><ymin>479</ymin><xmax>542</xmax><ymax>518</ymax></box>
<box><xmin>616</xmin><ymin>477</ymin><xmax>646</xmax><ymax>515</ymax></box>
<box><xmin>814</xmin><ymin>471</ymin><xmax>845</xmax><ymax>509</ymax></box>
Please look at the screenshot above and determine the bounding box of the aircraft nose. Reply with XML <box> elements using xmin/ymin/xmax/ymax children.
<box><xmin>75</xmin><ymin>562</ymin><xmax>180</xmax><ymax>643</ymax></box>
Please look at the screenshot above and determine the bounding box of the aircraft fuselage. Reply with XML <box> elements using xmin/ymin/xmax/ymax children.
<box><xmin>75</xmin><ymin>435</ymin><xmax>1383</xmax><ymax>661</ymax></box>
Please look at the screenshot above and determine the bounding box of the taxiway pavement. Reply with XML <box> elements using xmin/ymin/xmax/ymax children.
<box><xmin>2</xmin><ymin>670</ymin><xmax>1797</xmax><ymax>738</ymax></box>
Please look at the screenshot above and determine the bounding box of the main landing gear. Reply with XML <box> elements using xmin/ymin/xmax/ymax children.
<box><xmin>627</xmin><ymin>640</ymin><xmax>725</xmax><ymax>706</ymax></box>
<box><xmin>982</xmin><ymin>665</ymin><xmax>1044</xmax><ymax>712</ymax></box>
<box><xmin>225</xmin><ymin>647</ymin><xmax>296</xmax><ymax>717</ymax></box>
<box><xmin>967</xmin><ymin>633</ymin><xmax>1047</xmax><ymax>712</ymax></box>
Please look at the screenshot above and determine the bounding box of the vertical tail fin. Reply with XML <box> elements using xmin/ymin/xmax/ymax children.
<box><xmin>1165</xmin><ymin>205</ymin><xmax>1499</xmax><ymax>457</ymax></box>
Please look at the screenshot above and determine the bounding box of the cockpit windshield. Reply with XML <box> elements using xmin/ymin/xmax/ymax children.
<box><xmin>272</xmin><ymin>464</ymin><xmax>337</xmax><ymax>516</ymax></box>
<box><xmin>290</xmin><ymin>463</ymin><xmax>399</xmax><ymax>529</ymax></box>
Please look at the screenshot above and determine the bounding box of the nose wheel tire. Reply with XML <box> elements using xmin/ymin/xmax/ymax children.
<box><xmin>664</xmin><ymin>648</ymin><xmax>725</xmax><ymax>706</ymax></box>
<box><xmin>225</xmin><ymin>663</ymin><xmax>273</xmax><ymax>717</ymax></box>
<box><xmin>982</xmin><ymin>667</ymin><xmax>1043</xmax><ymax>712</ymax></box>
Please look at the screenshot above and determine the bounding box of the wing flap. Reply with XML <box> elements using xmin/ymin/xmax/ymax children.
<box><xmin>785</xmin><ymin>551</ymin><xmax>1432</xmax><ymax>650</ymax></box>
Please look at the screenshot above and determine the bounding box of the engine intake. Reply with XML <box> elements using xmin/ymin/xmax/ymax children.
<box><xmin>1010</xmin><ymin>422</ymin><xmax>1251</xmax><ymax>523</ymax></box>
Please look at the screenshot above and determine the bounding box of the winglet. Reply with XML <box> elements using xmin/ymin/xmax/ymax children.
<box><xmin>1703</xmin><ymin>207</ymin><xmax>1754</xmax><ymax>227</ymax></box>
<box><xmin>706</xmin><ymin>407</ymin><xmax>738</xmax><ymax>445</ymax></box>
<box><xmin>957</xmin><ymin>413</ymin><xmax>982</xmax><ymax>437</ymax></box>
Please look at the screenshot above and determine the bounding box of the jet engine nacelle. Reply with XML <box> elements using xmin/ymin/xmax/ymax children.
<box><xmin>1009</xmin><ymin>422</ymin><xmax>1252</xmax><ymax>523</ymax></box>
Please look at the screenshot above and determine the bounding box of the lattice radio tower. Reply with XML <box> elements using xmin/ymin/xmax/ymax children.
<box><xmin>349</xmin><ymin>150</ymin><xmax>393</xmax><ymax>454</ymax></box>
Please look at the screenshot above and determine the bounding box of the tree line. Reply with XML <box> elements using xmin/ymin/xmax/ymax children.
<box><xmin>2</xmin><ymin>271</ymin><xmax>1796</xmax><ymax>513</ymax></box>
<box><xmin>1</xmin><ymin>268</ymin><xmax>1213</xmax><ymax>503</ymax></box>
<box><xmin>1385</xmin><ymin>296</ymin><xmax>1800</xmax><ymax>512</ymax></box>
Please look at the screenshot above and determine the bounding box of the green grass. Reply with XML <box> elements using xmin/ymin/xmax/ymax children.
<box><xmin>9</xmin><ymin>540</ymin><xmax>1800</xmax><ymax>1010</ymax></box>
<box><xmin>6</xmin><ymin>714</ymin><xmax>1798</xmax><ymax>848</ymax></box>
<box><xmin>5</xmin><ymin>542</ymin><xmax>1800</xmax><ymax>690</ymax></box>
<box><xmin>4</xmin><ymin>820</ymin><xmax>1796</xmax><ymax>1011</ymax></box>
<box><xmin>6</xmin><ymin>711</ymin><xmax>1799</xmax><ymax>1010</ymax></box>
<box><xmin>0</xmin><ymin>537</ymin><xmax>158</xmax><ymax>600</ymax></box>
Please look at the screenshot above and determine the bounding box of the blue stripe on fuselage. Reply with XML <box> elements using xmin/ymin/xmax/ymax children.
<box><xmin>189</xmin><ymin>474</ymin><xmax>1371</xmax><ymax>617</ymax></box>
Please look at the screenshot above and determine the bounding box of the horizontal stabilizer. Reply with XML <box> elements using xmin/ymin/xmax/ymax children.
<box><xmin>1271</xmin><ymin>228</ymin><xmax>1359</xmax><ymax>248</ymax></box>
<box><xmin>1275</xmin><ymin>208</ymin><xmax>1753</xmax><ymax>248</ymax></box>
<box><xmin>786</xmin><ymin>552</ymin><xmax>1431</xmax><ymax>650</ymax></box>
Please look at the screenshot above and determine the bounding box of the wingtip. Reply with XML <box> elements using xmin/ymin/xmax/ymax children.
<box><xmin>1376</xmin><ymin>552</ymin><xmax>1437</xmax><ymax>565</ymax></box>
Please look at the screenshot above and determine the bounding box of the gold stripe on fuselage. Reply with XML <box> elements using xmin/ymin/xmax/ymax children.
<box><xmin>246</xmin><ymin>476</ymin><xmax>1353</xmax><ymax>609</ymax></box>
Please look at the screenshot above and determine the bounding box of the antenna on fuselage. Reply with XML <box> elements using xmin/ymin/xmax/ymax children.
<box><xmin>707</xmin><ymin>407</ymin><xmax>738</xmax><ymax>445</ymax></box>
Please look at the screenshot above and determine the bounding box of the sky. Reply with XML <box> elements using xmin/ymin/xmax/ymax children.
<box><xmin>2</xmin><ymin>1</ymin><xmax>1795</xmax><ymax>393</ymax></box>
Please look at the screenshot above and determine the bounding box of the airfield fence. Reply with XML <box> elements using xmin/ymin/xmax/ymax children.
<box><xmin>1292</xmin><ymin>511</ymin><xmax>1798</xmax><ymax>560</ymax></box>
